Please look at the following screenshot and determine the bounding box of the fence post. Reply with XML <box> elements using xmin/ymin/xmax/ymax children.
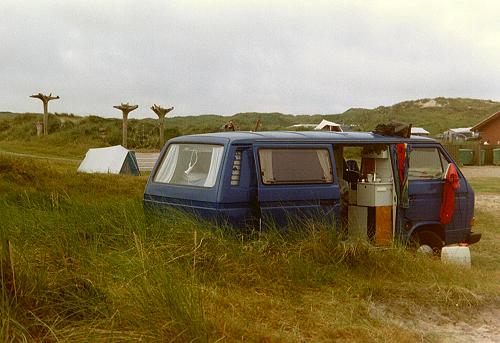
<box><xmin>474</xmin><ymin>142</ymin><xmax>481</xmax><ymax>166</ymax></box>
<box><xmin>442</xmin><ymin>143</ymin><xmax>460</xmax><ymax>164</ymax></box>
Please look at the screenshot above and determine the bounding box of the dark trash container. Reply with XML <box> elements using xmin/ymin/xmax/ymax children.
<box><xmin>459</xmin><ymin>149</ymin><xmax>474</xmax><ymax>165</ymax></box>
<box><xmin>493</xmin><ymin>148</ymin><xmax>500</xmax><ymax>166</ymax></box>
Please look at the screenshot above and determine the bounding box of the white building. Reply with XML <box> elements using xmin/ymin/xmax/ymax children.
<box><xmin>442</xmin><ymin>127</ymin><xmax>478</xmax><ymax>142</ymax></box>
<box><xmin>410</xmin><ymin>127</ymin><xmax>430</xmax><ymax>136</ymax></box>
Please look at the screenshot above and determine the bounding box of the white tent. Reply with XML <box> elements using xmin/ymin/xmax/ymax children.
<box><xmin>449</xmin><ymin>127</ymin><xmax>473</xmax><ymax>134</ymax></box>
<box><xmin>78</xmin><ymin>145</ymin><xmax>140</xmax><ymax>175</ymax></box>
<box><xmin>314</xmin><ymin>119</ymin><xmax>343</xmax><ymax>132</ymax></box>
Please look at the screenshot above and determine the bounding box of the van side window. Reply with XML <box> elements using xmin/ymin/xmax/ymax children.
<box><xmin>258</xmin><ymin>148</ymin><xmax>333</xmax><ymax>185</ymax></box>
<box><xmin>408</xmin><ymin>147</ymin><xmax>448</xmax><ymax>180</ymax></box>
<box><xmin>231</xmin><ymin>150</ymin><xmax>242</xmax><ymax>186</ymax></box>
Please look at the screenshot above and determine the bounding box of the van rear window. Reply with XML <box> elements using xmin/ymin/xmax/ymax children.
<box><xmin>258</xmin><ymin>148</ymin><xmax>333</xmax><ymax>185</ymax></box>
<box><xmin>154</xmin><ymin>144</ymin><xmax>224</xmax><ymax>187</ymax></box>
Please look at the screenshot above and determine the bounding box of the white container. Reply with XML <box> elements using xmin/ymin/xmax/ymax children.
<box><xmin>348</xmin><ymin>189</ymin><xmax>357</xmax><ymax>204</ymax></box>
<box><xmin>348</xmin><ymin>205</ymin><xmax>368</xmax><ymax>240</ymax></box>
<box><xmin>357</xmin><ymin>182</ymin><xmax>393</xmax><ymax>206</ymax></box>
<box><xmin>441</xmin><ymin>246</ymin><xmax>471</xmax><ymax>268</ymax></box>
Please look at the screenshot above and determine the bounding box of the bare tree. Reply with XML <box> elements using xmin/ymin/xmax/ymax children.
<box><xmin>150</xmin><ymin>104</ymin><xmax>174</xmax><ymax>148</ymax></box>
<box><xmin>29</xmin><ymin>92</ymin><xmax>60</xmax><ymax>135</ymax></box>
<box><xmin>254</xmin><ymin>118</ymin><xmax>261</xmax><ymax>132</ymax></box>
<box><xmin>113</xmin><ymin>103</ymin><xmax>138</xmax><ymax>148</ymax></box>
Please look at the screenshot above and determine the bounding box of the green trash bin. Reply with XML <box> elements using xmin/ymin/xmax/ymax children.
<box><xmin>459</xmin><ymin>149</ymin><xmax>474</xmax><ymax>165</ymax></box>
<box><xmin>493</xmin><ymin>148</ymin><xmax>500</xmax><ymax>166</ymax></box>
<box><xmin>480</xmin><ymin>149</ymin><xmax>486</xmax><ymax>166</ymax></box>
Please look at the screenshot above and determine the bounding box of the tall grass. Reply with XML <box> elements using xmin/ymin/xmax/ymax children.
<box><xmin>1</xmin><ymin>154</ymin><xmax>498</xmax><ymax>341</ymax></box>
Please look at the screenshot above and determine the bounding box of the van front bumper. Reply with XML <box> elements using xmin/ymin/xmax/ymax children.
<box><xmin>465</xmin><ymin>232</ymin><xmax>481</xmax><ymax>245</ymax></box>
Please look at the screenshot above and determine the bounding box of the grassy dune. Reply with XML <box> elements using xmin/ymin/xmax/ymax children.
<box><xmin>1</xmin><ymin>154</ymin><xmax>499</xmax><ymax>342</ymax></box>
<box><xmin>336</xmin><ymin>97</ymin><xmax>500</xmax><ymax>133</ymax></box>
<box><xmin>1</xmin><ymin>97</ymin><xmax>499</xmax><ymax>158</ymax></box>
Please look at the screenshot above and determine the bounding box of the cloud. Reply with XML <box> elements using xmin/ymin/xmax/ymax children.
<box><xmin>1</xmin><ymin>0</ymin><xmax>499</xmax><ymax>118</ymax></box>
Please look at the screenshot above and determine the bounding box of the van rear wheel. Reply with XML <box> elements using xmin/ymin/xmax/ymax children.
<box><xmin>411</xmin><ymin>230</ymin><xmax>444</xmax><ymax>255</ymax></box>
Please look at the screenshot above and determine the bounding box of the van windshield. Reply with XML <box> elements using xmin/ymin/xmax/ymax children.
<box><xmin>154</xmin><ymin>144</ymin><xmax>224</xmax><ymax>187</ymax></box>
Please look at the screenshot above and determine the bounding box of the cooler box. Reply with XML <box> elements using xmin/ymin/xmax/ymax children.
<box><xmin>357</xmin><ymin>182</ymin><xmax>393</xmax><ymax>207</ymax></box>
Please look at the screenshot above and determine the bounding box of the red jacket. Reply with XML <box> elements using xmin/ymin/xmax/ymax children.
<box><xmin>440</xmin><ymin>164</ymin><xmax>460</xmax><ymax>225</ymax></box>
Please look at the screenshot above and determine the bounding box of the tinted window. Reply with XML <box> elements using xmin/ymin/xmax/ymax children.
<box><xmin>154</xmin><ymin>144</ymin><xmax>224</xmax><ymax>187</ymax></box>
<box><xmin>258</xmin><ymin>148</ymin><xmax>333</xmax><ymax>185</ymax></box>
<box><xmin>409</xmin><ymin>147</ymin><xmax>448</xmax><ymax>180</ymax></box>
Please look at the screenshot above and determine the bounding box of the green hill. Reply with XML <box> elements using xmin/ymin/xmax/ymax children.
<box><xmin>0</xmin><ymin>97</ymin><xmax>499</xmax><ymax>157</ymax></box>
<box><xmin>334</xmin><ymin>97</ymin><xmax>500</xmax><ymax>134</ymax></box>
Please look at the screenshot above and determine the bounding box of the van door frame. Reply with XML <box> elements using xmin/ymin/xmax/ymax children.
<box><xmin>405</xmin><ymin>143</ymin><xmax>470</xmax><ymax>244</ymax></box>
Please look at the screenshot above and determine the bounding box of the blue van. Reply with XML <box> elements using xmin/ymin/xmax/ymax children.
<box><xmin>144</xmin><ymin>131</ymin><xmax>481</xmax><ymax>251</ymax></box>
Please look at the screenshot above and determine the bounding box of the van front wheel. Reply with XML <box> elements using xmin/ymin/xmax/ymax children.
<box><xmin>411</xmin><ymin>230</ymin><xmax>444</xmax><ymax>255</ymax></box>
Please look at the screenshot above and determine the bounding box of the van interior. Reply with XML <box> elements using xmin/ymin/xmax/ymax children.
<box><xmin>334</xmin><ymin>144</ymin><xmax>396</xmax><ymax>245</ymax></box>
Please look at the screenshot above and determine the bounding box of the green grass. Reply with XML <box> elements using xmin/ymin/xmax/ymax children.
<box><xmin>471</xmin><ymin>209</ymin><xmax>500</xmax><ymax>273</ymax></box>
<box><xmin>1</xmin><ymin>154</ymin><xmax>499</xmax><ymax>342</ymax></box>
<box><xmin>1</xmin><ymin>98</ymin><xmax>499</xmax><ymax>341</ymax></box>
<box><xmin>469</xmin><ymin>177</ymin><xmax>500</xmax><ymax>194</ymax></box>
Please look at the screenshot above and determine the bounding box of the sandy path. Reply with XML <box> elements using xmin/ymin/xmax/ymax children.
<box><xmin>475</xmin><ymin>194</ymin><xmax>500</xmax><ymax>211</ymax></box>
<box><xmin>461</xmin><ymin>166</ymin><xmax>500</xmax><ymax>178</ymax></box>
<box><xmin>433</xmin><ymin>307</ymin><xmax>500</xmax><ymax>343</ymax></box>
<box><xmin>0</xmin><ymin>149</ymin><xmax>159</xmax><ymax>172</ymax></box>
<box><xmin>135</xmin><ymin>152</ymin><xmax>159</xmax><ymax>171</ymax></box>
<box><xmin>0</xmin><ymin>149</ymin><xmax>81</xmax><ymax>163</ymax></box>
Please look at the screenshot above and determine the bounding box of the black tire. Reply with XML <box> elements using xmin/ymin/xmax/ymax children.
<box><xmin>411</xmin><ymin>230</ymin><xmax>444</xmax><ymax>255</ymax></box>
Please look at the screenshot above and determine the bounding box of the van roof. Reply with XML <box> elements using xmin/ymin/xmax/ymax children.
<box><xmin>170</xmin><ymin>131</ymin><xmax>436</xmax><ymax>144</ymax></box>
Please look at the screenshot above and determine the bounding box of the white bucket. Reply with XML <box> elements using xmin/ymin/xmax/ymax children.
<box><xmin>441</xmin><ymin>245</ymin><xmax>471</xmax><ymax>268</ymax></box>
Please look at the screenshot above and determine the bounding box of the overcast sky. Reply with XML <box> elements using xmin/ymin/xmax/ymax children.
<box><xmin>1</xmin><ymin>0</ymin><xmax>499</xmax><ymax>118</ymax></box>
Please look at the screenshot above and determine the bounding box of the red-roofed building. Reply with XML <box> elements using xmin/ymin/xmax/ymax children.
<box><xmin>471</xmin><ymin>112</ymin><xmax>500</xmax><ymax>145</ymax></box>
